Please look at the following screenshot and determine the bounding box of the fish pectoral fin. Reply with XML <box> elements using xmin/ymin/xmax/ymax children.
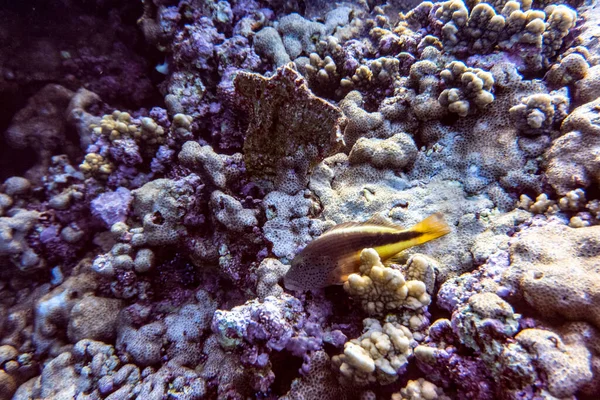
<box><xmin>383</xmin><ymin>252</ymin><xmax>408</xmax><ymax>267</ymax></box>
<box><xmin>327</xmin><ymin>253</ymin><xmax>361</xmax><ymax>285</ymax></box>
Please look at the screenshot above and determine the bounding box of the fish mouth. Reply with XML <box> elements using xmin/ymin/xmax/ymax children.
<box><xmin>282</xmin><ymin>275</ymin><xmax>303</xmax><ymax>291</ymax></box>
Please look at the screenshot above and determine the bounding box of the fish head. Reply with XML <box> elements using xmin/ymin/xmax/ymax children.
<box><xmin>283</xmin><ymin>254</ymin><xmax>305</xmax><ymax>291</ymax></box>
<box><xmin>284</xmin><ymin>252</ymin><xmax>335</xmax><ymax>291</ymax></box>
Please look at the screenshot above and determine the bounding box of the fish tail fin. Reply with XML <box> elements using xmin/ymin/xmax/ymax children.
<box><xmin>409</xmin><ymin>213</ymin><xmax>451</xmax><ymax>245</ymax></box>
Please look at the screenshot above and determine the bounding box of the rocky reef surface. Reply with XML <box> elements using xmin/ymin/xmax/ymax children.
<box><xmin>1</xmin><ymin>0</ymin><xmax>600</xmax><ymax>398</ymax></box>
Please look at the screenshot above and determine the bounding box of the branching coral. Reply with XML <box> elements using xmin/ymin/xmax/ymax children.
<box><xmin>79</xmin><ymin>107</ymin><xmax>194</xmax><ymax>188</ymax></box>
<box><xmin>91</xmin><ymin>111</ymin><xmax>166</xmax><ymax>146</ymax></box>
<box><xmin>425</xmin><ymin>0</ymin><xmax>577</xmax><ymax>72</ymax></box>
<box><xmin>296</xmin><ymin>52</ymin><xmax>342</xmax><ymax>96</ymax></box>
<box><xmin>392</xmin><ymin>378</ymin><xmax>450</xmax><ymax>400</ymax></box>
<box><xmin>438</xmin><ymin>61</ymin><xmax>495</xmax><ymax>117</ymax></box>
<box><xmin>509</xmin><ymin>90</ymin><xmax>569</xmax><ymax>134</ymax></box>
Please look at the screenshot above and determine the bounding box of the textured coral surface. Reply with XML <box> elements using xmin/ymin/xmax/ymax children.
<box><xmin>1</xmin><ymin>0</ymin><xmax>600</xmax><ymax>399</ymax></box>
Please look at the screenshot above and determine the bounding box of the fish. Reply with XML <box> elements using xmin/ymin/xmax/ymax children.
<box><xmin>283</xmin><ymin>213</ymin><xmax>451</xmax><ymax>291</ymax></box>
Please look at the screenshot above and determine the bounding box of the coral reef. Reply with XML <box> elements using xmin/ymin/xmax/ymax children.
<box><xmin>1</xmin><ymin>0</ymin><xmax>599</xmax><ymax>398</ymax></box>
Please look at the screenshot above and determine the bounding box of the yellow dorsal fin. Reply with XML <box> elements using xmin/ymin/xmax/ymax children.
<box><xmin>376</xmin><ymin>213</ymin><xmax>451</xmax><ymax>261</ymax></box>
<box><xmin>321</xmin><ymin>221</ymin><xmax>364</xmax><ymax>236</ymax></box>
<box><xmin>364</xmin><ymin>213</ymin><xmax>403</xmax><ymax>230</ymax></box>
<box><xmin>321</xmin><ymin>213</ymin><xmax>403</xmax><ymax>236</ymax></box>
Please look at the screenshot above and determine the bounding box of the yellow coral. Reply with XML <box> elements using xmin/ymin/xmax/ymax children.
<box><xmin>90</xmin><ymin>110</ymin><xmax>165</xmax><ymax>145</ymax></box>
<box><xmin>79</xmin><ymin>153</ymin><xmax>113</xmax><ymax>179</ymax></box>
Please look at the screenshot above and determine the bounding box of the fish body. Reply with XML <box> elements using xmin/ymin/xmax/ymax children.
<box><xmin>283</xmin><ymin>213</ymin><xmax>450</xmax><ymax>291</ymax></box>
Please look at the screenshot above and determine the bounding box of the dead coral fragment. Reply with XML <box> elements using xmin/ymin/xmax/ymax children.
<box><xmin>438</xmin><ymin>61</ymin><xmax>494</xmax><ymax>117</ymax></box>
<box><xmin>235</xmin><ymin>65</ymin><xmax>344</xmax><ymax>187</ymax></box>
<box><xmin>344</xmin><ymin>249</ymin><xmax>432</xmax><ymax>316</ymax></box>
<box><xmin>0</xmin><ymin>209</ymin><xmax>44</xmax><ymax>271</ymax></box>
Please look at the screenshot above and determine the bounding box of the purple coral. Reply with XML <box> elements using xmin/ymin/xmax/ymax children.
<box><xmin>211</xmin><ymin>293</ymin><xmax>344</xmax><ymax>392</ymax></box>
<box><xmin>90</xmin><ymin>187</ymin><xmax>132</xmax><ymax>228</ymax></box>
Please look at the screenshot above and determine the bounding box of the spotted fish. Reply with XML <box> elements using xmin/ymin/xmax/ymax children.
<box><xmin>283</xmin><ymin>213</ymin><xmax>451</xmax><ymax>291</ymax></box>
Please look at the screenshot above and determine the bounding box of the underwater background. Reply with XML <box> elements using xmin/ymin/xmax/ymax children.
<box><xmin>1</xmin><ymin>0</ymin><xmax>600</xmax><ymax>398</ymax></box>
